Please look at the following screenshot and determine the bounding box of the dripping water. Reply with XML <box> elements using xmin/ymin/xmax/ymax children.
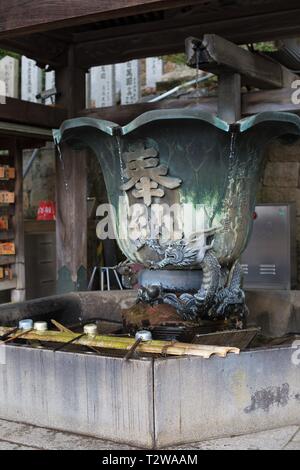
<box><xmin>115</xmin><ymin>134</ymin><xmax>126</xmax><ymax>185</ymax></box>
<box><xmin>210</xmin><ymin>131</ymin><xmax>237</xmax><ymax>224</ymax></box>
<box><xmin>195</xmin><ymin>47</ymin><xmax>201</xmax><ymax>101</ymax></box>
<box><xmin>211</xmin><ymin>130</ymin><xmax>238</xmax><ymax>231</ymax></box>
<box><xmin>56</xmin><ymin>142</ymin><xmax>69</xmax><ymax>192</ymax></box>
<box><xmin>227</xmin><ymin>130</ymin><xmax>238</xmax><ymax>192</ymax></box>
<box><xmin>229</xmin><ymin>130</ymin><xmax>237</xmax><ymax>167</ymax></box>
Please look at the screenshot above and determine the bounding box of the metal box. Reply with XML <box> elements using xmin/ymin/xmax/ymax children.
<box><xmin>241</xmin><ymin>204</ymin><xmax>296</xmax><ymax>290</ymax></box>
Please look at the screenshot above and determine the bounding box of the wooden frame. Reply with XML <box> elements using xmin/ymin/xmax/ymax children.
<box><xmin>79</xmin><ymin>87</ymin><xmax>300</xmax><ymax>125</ymax></box>
<box><xmin>1</xmin><ymin>2</ymin><xmax>300</xmax><ymax>67</ymax></box>
<box><xmin>0</xmin><ymin>0</ymin><xmax>202</xmax><ymax>37</ymax></box>
<box><xmin>0</xmin><ymin>98</ymin><xmax>67</xmax><ymax>129</ymax></box>
<box><xmin>55</xmin><ymin>46</ymin><xmax>88</xmax><ymax>293</ymax></box>
<box><xmin>0</xmin><ymin>127</ymin><xmax>50</xmax><ymax>300</ymax></box>
<box><xmin>186</xmin><ymin>34</ymin><xmax>298</xmax><ymax>90</ymax></box>
<box><xmin>0</xmin><ymin>139</ymin><xmax>23</xmax><ymax>300</ymax></box>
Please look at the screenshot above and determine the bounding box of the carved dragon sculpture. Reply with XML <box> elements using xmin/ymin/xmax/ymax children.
<box><xmin>137</xmin><ymin>230</ymin><xmax>248</xmax><ymax>327</ymax></box>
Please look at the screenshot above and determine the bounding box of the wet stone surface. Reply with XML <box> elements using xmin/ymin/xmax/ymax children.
<box><xmin>0</xmin><ymin>420</ymin><xmax>298</xmax><ymax>450</ymax></box>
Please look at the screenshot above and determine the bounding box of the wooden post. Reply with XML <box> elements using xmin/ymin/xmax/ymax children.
<box><xmin>185</xmin><ymin>34</ymin><xmax>300</xmax><ymax>123</ymax></box>
<box><xmin>218</xmin><ymin>73</ymin><xmax>241</xmax><ymax>124</ymax></box>
<box><xmin>186</xmin><ymin>34</ymin><xmax>298</xmax><ymax>90</ymax></box>
<box><xmin>11</xmin><ymin>139</ymin><xmax>25</xmax><ymax>302</ymax></box>
<box><xmin>55</xmin><ymin>46</ymin><xmax>88</xmax><ymax>294</ymax></box>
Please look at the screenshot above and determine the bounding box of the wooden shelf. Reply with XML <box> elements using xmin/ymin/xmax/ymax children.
<box><xmin>0</xmin><ymin>278</ymin><xmax>17</xmax><ymax>291</ymax></box>
<box><xmin>0</xmin><ymin>140</ymin><xmax>25</xmax><ymax>300</ymax></box>
<box><xmin>0</xmin><ymin>206</ymin><xmax>14</xmax><ymax>216</ymax></box>
<box><xmin>25</xmin><ymin>219</ymin><xmax>55</xmax><ymax>234</ymax></box>
<box><xmin>0</xmin><ymin>255</ymin><xmax>15</xmax><ymax>266</ymax></box>
<box><xmin>0</xmin><ymin>231</ymin><xmax>14</xmax><ymax>241</ymax></box>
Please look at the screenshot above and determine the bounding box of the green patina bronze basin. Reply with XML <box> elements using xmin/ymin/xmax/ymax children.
<box><xmin>54</xmin><ymin>110</ymin><xmax>300</xmax><ymax>322</ymax></box>
<box><xmin>54</xmin><ymin>110</ymin><xmax>300</xmax><ymax>267</ymax></box>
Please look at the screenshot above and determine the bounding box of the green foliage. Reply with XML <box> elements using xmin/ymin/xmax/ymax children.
<box><xmin>252</xmin><ymin>42</ymin><xmax>277</xmax><ymax>52</ymax></box>
<box><xmin>241</xmin><ymin>42</ymin><xmax>277</xmax><ymax>53</ymax></box>
<box><xmin>161</xmin><ymin>53</ymin><xmax>186</xmax><ymax>65</ymax></box>
<box><xmin>0</xmin><ymin>49</ymin><xmax>20</xmax><ymax>60</ymax></box>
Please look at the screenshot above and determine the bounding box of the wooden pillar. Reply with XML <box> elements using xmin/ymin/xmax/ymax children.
<box><xmin>55</xmin><ymin>46</ymin><xmax>87</xmax><ymax>294</ymax></box>
<box><xmin>218</xmin><ymin>73</ymin><xmax>241</xmax><ymax>123</ymax></box>
<box><xmin>11</xmin><ymin>139</ymin><xmax>25</xmax><ymax>302</ymax></box>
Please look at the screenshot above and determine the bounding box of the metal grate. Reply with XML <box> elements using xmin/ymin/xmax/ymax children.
<box><xmin>259</xmin><ymin>264</ymin><xmax>276</xmax><ymax>275</ymax></box>
<box><xmin>241</xmin><ymin>264</ymin><xmax>249</xmax><ymax>275</ymax></box>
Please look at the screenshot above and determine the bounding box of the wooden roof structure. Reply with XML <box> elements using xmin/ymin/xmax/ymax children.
<box><xmin>1</xmin><ymin>0</ymin><xmax>300</xmax><ymax>294</ymax></box>
<box><xmin>1</xmin><ymin>0</ymin><xmax>300</xmax><ymax>69</ymax></box>
<box><xmin>0</xmin><ymin>0</ymin><xmax>299</xmax><ymax>130</ymax></box>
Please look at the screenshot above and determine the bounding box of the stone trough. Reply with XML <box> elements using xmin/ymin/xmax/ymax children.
<box><xmin>0</xmin><ymin>290</ymin><xmax>299</xmax><ymax>449</ymax></box>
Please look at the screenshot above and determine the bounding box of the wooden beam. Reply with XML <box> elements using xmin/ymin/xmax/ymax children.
<box><xmin>186</xmin><ymin>34</ymin><xmax>298</xmax><ymax>90</ymax></box>
<box><xmin>0</xmin><ymin>97</ymin><xmax>67</xmax><ymax>129</ymax></box>
<box><xmin>56</xmin><ymin>145</ymin><xmax>88</xmax><ymax>294</ymax></box>
<box><xmin>74</xmin><ymin>6</ymin><xmax>300</xmax><ymax>68</ymax></box>
<box><xmin>1</xmin><ymin>4</ymin><xmax>300</xmax><ymax>67</ymax></box>
<box><xmin>78</xmin><ymin>87</ymin><xmax>300</xmax><ymax>124</ymax></box>
<box><xmin>0</xmin><ymin>0</ymin><xmax>203</xmax><ymax>38</ymax></box>
<box><xmin>56</xmin><ymin>55</ymin><xmax>86</xmax><ymax>119</ymax></box>
<box><xmin>0</xmin><ymin>34</ymin><xmax>67</xmax><ymax>68</ymax></box>
<box><xmin>79</xmin><ymin>98</ymin><xmax>217</xmax><ymax>124</ymax></box>
<box><xmin>56</xmin><ymin>46</ymin><xmax>88</xmax><ymax>294</ymax></box>
<box><xmin>72</xmin><ymin>2</ymin><xmax>300</xmax><ymax>44</ymax></box>
<box><xmin>0</xmin><ymin>121</ymin><xmax>53</xmax><ymax>141</ymax></box>
<box><xmin>242</xmin><ymin>88</ymin><xmax>300</xmax><ymax>115</ymax></box>
<box><xmin>0</xmin><ymin>135</ymin><xmax>48</xmax><ymax>150</ymax></box>
<box><xmin>75</xmin><ymin>32</ymin><xmax>184</xmax><ymax>68</ymax></box>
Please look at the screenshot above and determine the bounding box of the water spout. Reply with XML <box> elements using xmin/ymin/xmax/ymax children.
<box><xmin>115</xmin><ymin>134</ymin><xmax>126</xmax><ymax>184</ymax></box>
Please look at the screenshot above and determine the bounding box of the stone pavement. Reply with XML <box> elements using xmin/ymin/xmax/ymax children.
<box><xmin>0</xmin><ymin>419</ymin><xmax>298</xmax><ymax>450</ymax></box>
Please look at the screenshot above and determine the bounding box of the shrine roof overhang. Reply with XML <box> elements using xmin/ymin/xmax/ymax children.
<box><xmin>1</xmin><ymin>1</ymin><xmax>300</xmax><ymax>69</ymax></box>
<box><xmin>0</xmin><ymin>121</ymin><xmax>52</xmax><ymax>139</ymax></box>
<box><xmin>0</xmin><ymin>121</ymin><xmax>53</xmax><ymax>148</ymax></box>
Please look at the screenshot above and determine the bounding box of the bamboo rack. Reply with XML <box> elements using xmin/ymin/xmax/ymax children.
<box><xmin>0</xmin><ymin>327</ymin><xmax>240</xmax><ymax>359</ymax></box>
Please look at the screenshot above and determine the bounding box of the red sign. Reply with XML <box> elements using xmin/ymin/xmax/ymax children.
<box><xmin>37</xmin><ymin>201</ymin><xmax>56</xmax><ymax>221</ymax></box>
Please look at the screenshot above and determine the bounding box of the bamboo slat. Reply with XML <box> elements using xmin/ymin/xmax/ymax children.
<box><xmin>0</xmin><ymin>327</ymin><xmax>240</xmax><ymax>359</ymax></box>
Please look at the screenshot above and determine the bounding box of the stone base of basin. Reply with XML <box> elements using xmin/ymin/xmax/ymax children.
<box><xmin>0</xmin><ymin>290</ymin><xmax>299</xmax><ymax>448</ymax></box>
